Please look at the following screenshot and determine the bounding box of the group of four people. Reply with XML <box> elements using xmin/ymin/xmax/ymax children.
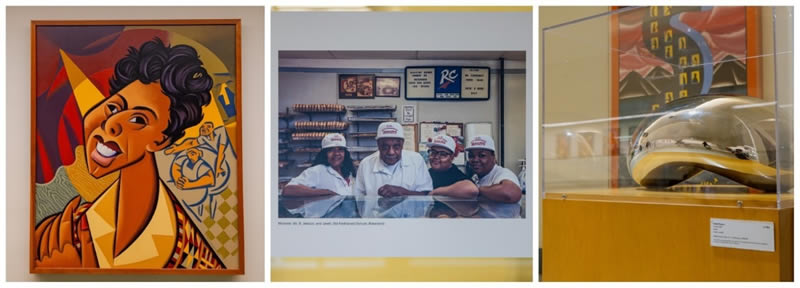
<box><xmin>283</xmin><ymin>122</ymin><xmax>522</xmax><ymax>203</ymax></box>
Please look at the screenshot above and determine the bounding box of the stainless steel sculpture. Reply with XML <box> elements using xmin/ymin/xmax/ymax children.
<box><xmin>628</xmin><ymin>95</ymin><xmax>792</xmax><ymax>191</ymax></box>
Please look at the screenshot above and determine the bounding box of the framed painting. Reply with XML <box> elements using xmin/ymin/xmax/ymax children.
<box><xmin>610</xmin><ymin>6</ymin><xmax>761</xmax><ymax>187</ymax></box>
<box><xmin>339</xmin><ymin>74</ymin><xmax>374</xmax><ymax>99</ymax></box>
<box><xmin>356</xmin><ymin>75</ymin><xmax>375</xmax><ymax>98</ymax></box>
<box><xmin>31</xmin><ymin>20</ymin><xmax>243</xmax><ymax>274</ymax></box>
<box><xmin>338</xmin><ymin>74</ymin><xmax>358</xmax><ymax>98</ymax></box>
<box><xmin>375</xmin><ymin>76</ymin><xmax>401</xmax><ymax>97</ymax></box>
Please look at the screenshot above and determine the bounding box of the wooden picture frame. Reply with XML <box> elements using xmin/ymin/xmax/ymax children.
<box><xmin>31</xmin><ymin>20</ymin><xmax>244</xmax><ymax>274</ymax></box>
<box><xmin>609</xmin><ymin>6</ymin><xmax>761</xmax><ymax>188</ymax></box>
<box><xmin>375</xmin><ymin>76</ymin><xmax>401</xmax><ymax>97</ymax></box>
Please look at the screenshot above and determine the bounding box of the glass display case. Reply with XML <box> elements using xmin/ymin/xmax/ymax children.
<box><xmin>541</xmin><ymin>6</ymin><xmax>792</xmax><ymax>281</ymax></box>
<box><xmin>542</xmin><ymin>5</ymin><xmax>793</xmax><ymax>207</ymax></box>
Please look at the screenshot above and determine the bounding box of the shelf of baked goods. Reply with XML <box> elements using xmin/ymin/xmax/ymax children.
<box><xmin>346</xmin><ymin>105</ymin><xmax>396</xmax><ymax>111</ymax></box>
<box><xmin>347</xmin><ymin>117</ymin><xmax>396</xmax><ymax>122</ymax></box>
<box><xmin>293</xmin><ymin>121</ymin><xmax>349</xmax><ymax>131</ymax></box>
<box><xmin>293</xmin><ymin>104</ymin><xmax>347</xmax><ymax>113</ymax></box>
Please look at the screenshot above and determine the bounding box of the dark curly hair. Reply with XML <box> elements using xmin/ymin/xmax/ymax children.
<box><xmin>109</xmin><ymin>37</ymin><xmax>212</xmax><ymax>145</ymax></box>
<box><xmin>312</xmin><ymin>147</ymin><xmax>356</xmax><ymax>178</ymax></box>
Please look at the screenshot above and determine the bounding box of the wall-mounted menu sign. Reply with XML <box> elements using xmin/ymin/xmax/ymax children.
<box><xmin>405</xmin><ymin>66</ymin><xmax>490</xmax><ymax>100</ymax></box>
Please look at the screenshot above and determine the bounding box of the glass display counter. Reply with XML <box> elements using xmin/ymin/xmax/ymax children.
<box><xmin>278</xmin><ymin>195</ymin><xmax>525</xmax><ymax>218</ymax></box>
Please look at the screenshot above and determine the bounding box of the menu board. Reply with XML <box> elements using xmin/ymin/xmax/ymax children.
<box><xmin>461</xmin><ymin>67</ymin><xmax>490</xmax><ymax>99</ymax></box>
<box><xmin>405</xmin><ymin>66</ymin><xmax>490</xmax><ymax>100</ymax></box>
<box><xmin>405</xmin><ymin>67</ymin><xmax>435</xmax><ymax>99</ymax></box>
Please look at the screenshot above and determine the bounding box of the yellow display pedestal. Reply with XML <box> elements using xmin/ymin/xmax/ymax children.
<box><xmin>272</xmin><ymin>257</ymin><xmax>533</xmax><ymax>281</ymax></box>
<box><xmin>542</xmin><ymin>188</ymin><xmax>793</xmax><ymax>281</ymax></box>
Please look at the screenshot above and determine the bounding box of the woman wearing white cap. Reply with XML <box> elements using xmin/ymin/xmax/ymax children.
<box><xmin>427</xmin><ymin>134</ymin><xmax>479</xmax><ymax>198</ymax></box>
<box><xmin>283</xmin><ymin>133</ymin><xmax>355</xmax><ymax>196</ymax></box>
<box><xmin>465</xmin><ymin>135</ymin><xmax>522</xmax><ymax>203</ymax></box>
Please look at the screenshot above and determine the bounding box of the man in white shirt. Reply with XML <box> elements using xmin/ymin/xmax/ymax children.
<box><xmin>353</xmin><ymin>122</ymin><xmax>433</xmax><ymax>197</ymax></box>
<box><xmin>465</xmin><ymin>135</ymin><xmax>522</xmax><ymax>203</ymax></box>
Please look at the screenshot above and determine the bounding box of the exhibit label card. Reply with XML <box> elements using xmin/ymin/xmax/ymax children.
<box><xmin>406</xmin><ymin>68</ymin><xmax>435</xmax><ymax>99</ymax></box>
<box><xmin>710</xmin><ymin>218</ymin><xmax>775</xmax><ymax>252</ymax></box>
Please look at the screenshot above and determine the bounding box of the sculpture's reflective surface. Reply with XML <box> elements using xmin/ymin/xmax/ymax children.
<box><xmin>628</xmin><ymin>95</ymin><xmax>792</xmax><ymax>191</ymax></box>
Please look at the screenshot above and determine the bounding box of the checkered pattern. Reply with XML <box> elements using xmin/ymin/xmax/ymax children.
<box><xmin>165</xmin><ymin>202</ymin><xmax>225</xmax><ymax>269</ymax></box>
<box><xmin>195</xmin><ymin>188</ymin><xmax>240</xmax><ymax>267</ymax></box>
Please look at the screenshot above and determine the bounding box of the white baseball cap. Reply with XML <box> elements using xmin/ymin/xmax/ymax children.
<box><xmin>376</xmin><ymin>122</ymin><xmax>404</xmax><ymax>140</ymax></box>
<box><xmin>428</xmin><ymin>134</ymin><xmax>456</xmax><ymax>153</ymax></box>
<box><xmin>465</xmin><ymin>135</ymin><xmax>495</xmax><ymax>152</ymax></box>
<box><xmin>321</xmin><ymin>133</ymin><xmax>347</xmax><ymax>149</ymax></box>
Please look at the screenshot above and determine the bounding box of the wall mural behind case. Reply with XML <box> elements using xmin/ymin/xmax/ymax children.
<box><xmin>613</xmin><ymin>6</ymin><xmax>761</xmax><ymax>189</ymax></box>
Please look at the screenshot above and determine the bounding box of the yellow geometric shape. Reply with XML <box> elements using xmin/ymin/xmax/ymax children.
<box><xmin>680</xmin><ymin>72</ymin><xmax>688</xmax><ymax>85</ymax></box>
<box><xmin>651</xmin><ymin>6</ymin><xmax>659</xmax><ymax>17</ymax></box>
<box><xmin>691</xmin><ymin>70</ymin><xmax>701</xmax><ymax>83</ymax></box>
<box><xmin>679</xmin><ymin>56</ymin><xmax>688</xmax><ymax>67</ymax></box>
<box><xmin>60</xmin><ymin>49</ymin><xmax>105</xmax><ymax>116</ymax></box>
<box><xmin>631</xmin><ymin>151</ymin><xmax>790</xmax><ymax>185</ymax></box>
<box><xmin>664</xmin><ymin>30</ymin><xmax>673</xmax><ymax>42</ymax></box>
<box><xmin>665</xmin><ymin>92</ymin><xmax>674</xmax><ymax>103</ymax></box>
<box><xmin>650</xmin><ymin>22</ymin><xmax>658</xmax><ymax>33</ymax></box>
<box><xmin>652</xmin><ymin>104</ymin><xmax>660</xmax><ymax>111</ymax></box>
<box><xmin>64</xmin><ymin>146</ymin><xmax>118</xmax><ymax>202</ymax></box>
<box><xmin>679</xmin><ymin>37</ymin><xmax>687</xmax><ymax>49</ymax></box>
<box><xmin>680</xmin><ymin>89</ymin><xmax>688</xmax><ymax>98</ymax></box>
<box><xmin>651</xmin><ymin>37</ymin><xmax>659</xmax><ymax>50</ymax></box>
<box><xmin>665</xmin><ymin>45</ymin><xmax>673</xmax><ymax>59</ymax></box>
<box><xmin>664</xmin><ymin>6</ymin><xmax>672</xmax><ymax>16</ymax></box>
<box><xmin>220</xmin><ymin>82</ymin><xmax>231</xmax><ymax>105</ymax></box>
<box><xmin>692</xmin><ymin>54</ymin><xmax>700</xmax><ymax>65</ymax></box>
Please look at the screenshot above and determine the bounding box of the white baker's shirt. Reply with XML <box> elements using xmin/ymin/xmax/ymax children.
<box><xmin>353</xmin><ymin>150</ymin><xmax>433</xmax><ymax>196</ymax></box>
<box><xmin>198</xmin><ymin>126</ymin><xmax>230</xmax><ymax>154</ymax></box>
<box><xmin>286</xmin><ymin>164</ymin><xmax>353</xmax><ymax>196</ymax></box>
<box><xmin>476</xmin><ymin>165</ymin><xmax>521</xmax><ymax>188</ymax></box>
